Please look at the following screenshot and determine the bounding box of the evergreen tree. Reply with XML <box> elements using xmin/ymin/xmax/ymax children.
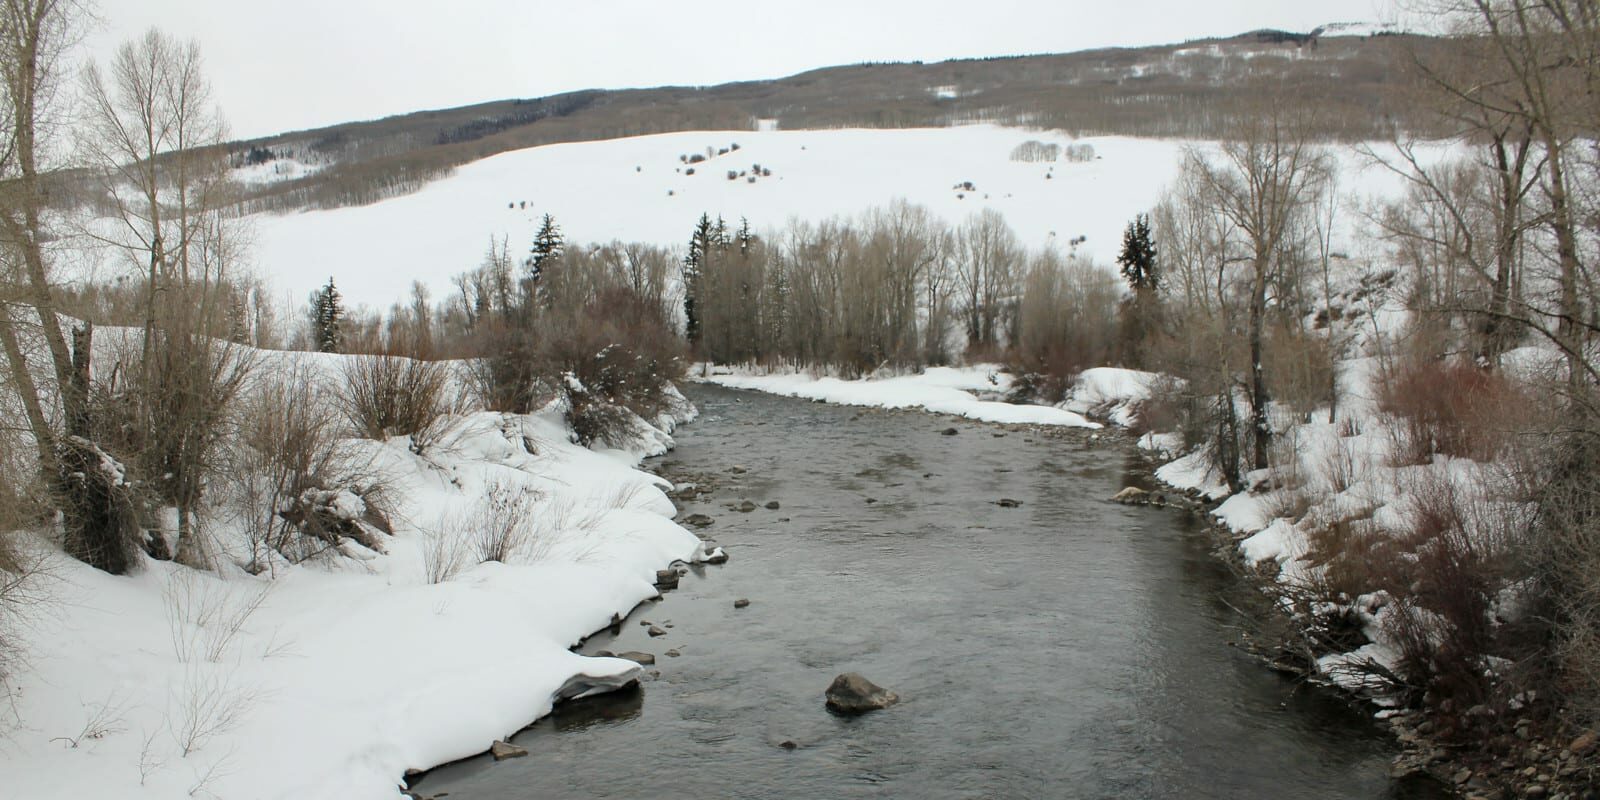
<box><xmin>312</xmin><ymin>276</ymin><xmax>344</xmax><ymax>353</ymax></box>
<box><xmin>712</xmin><ymin>215</ymin><xmax>731</xmax><ymax>252</ymax></box>
<box><xmin>1115</xmin><ymin>214</ymin><xmax>1160</xmax><ymax>367</ymax></box>
<box><xmin>1116</xmin><ymin>213</ymin><xmax>1158</xmax><ymax>293</ymax></box>
<box><xmin>526</xmin><ymin>213</ymin><xmax>564</xmax><ymax>293</ymax></box>
<box><xmin>736</xmin><ymin>216</ymin><xmax>757</xmax><ymax>259</ymax></box>
<box><xmin>684</xmin><ymin>213</ymin><xmax>714</xmax><ymax>345</ymax></box>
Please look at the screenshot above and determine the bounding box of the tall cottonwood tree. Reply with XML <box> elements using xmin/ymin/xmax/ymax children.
<box><xmin>0</xmin><ymin>0</ymin><xmax>129</xmax><ymax>568</ymax></box>
<box><xmin>80</xmin><ymin>27</ymin><xmax>250</xmax><ymax>567</ymax></box>
<box><xmin>1184</xmin><ymin>110</ymin><xmax>1329</xmax><ymax>471</ymax></box>
<box><xmin>954</xmin><ymin>208</ymin><xmax>1022</xmax><ymax>354</ymax></box>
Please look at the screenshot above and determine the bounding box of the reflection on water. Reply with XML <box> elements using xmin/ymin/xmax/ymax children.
<box><xmin>418</xmin><ymin>385</ymin><xmax>1445</xmax><ymax>800</ymax></box>
<box><xmin>547</xmin><ymin>685</ymin><xmax>644</xmax><ymax>733</ymax></box>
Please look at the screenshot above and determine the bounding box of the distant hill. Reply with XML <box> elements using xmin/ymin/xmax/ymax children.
<box><xmin>216</xmin><ymin>26</ymin><xmax>1445</xmax><ymax>215</ymax></box>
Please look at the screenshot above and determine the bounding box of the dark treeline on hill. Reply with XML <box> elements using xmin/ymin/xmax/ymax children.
<box><xmin>166</xmin><ymin>30</ymin><xmax>1455</xmax><ymax>215</ymax></box>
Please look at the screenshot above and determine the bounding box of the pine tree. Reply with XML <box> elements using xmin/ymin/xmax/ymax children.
<box><xmin>736</xmin><ymin>216</ymin><xmax>757</xmax><ymax>259</ymax></box>
<box><xmin>312</xmin><ymin>276</ymin><xmax>344</xmax><ymax>353</ymax></box>
<box><xmin>527</xmin><ymin>213</ymin><xmax>564</xmax><ymax>292</ymax></box>
<box><xmin>684</xmin><ymin>213</ymin><xmax>714</xmax><ymax>345</ymax></box>
<box><xmin>712</xmin><ymin>215</ymin><xmax>730</xmax><ymax>252</ymax></box>
<box><xmin>1116</xmin><ymin>213</ymin><xmax>1158</xmax><ymax>293</ymax></box>
<box><xmin>1115</xmin><ymin>214</ymin><xmax>1159</xmax><ymax>368</ymax></box>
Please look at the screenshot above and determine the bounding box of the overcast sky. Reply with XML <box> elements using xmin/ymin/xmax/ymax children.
<box><xmin>88</xmin><ymin>1</ymin><xmax>1398</xmax><ymax>140</ymax></box>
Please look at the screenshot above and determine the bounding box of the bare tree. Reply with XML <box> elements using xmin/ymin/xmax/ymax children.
<box><xmin>954</xmin><ymin>208</ymin><xmax>1022</xmax><ymax>355</ymax></box>
<box><xmin>1184</xmin><ymin>110</ymin><xmax>1329</xmax><ymax>471</ymax></box>
<box><xmin>79</xmin><ymin>28</ymin><xmax>251</xmax><ymax>567</ymax></box>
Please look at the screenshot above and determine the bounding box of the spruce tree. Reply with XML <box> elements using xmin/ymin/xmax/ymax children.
<box><xmin>684</xmin><ymin>213</ymin><xmax>714</xmax><ymax>345</ymax></box>
<box><xmin>313</xmin><ymin>276</ymin><xmax>343</xmax><ymax>353</ymax></box>
<box><xmin>526</xmin><ymin>213</ymin><xmax>564</xmax><ymax>297</ymax></box>
<box><xmin>1116</xmin><ymin>213</ymin><xmax>1158</xmax><ymax>293</ymax></box>
<box><xmin>1115</xmin><ymin>214</ymin><xmax>1159</xmax><ymax>367</ymax></box>
<box><xmin>736</xmin><ymin>216</ymin><xmax>757</xmax><ymax>259</ymax></box>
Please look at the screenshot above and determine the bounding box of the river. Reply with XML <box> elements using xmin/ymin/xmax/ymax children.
<box><xmin>417</xmin><ymin>384</ymin><xmax>1443</xmax><ymax>799</ymax></box>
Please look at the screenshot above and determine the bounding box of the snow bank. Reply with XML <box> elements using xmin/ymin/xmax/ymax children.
<box><xmin>0</xmin><ymin>360</ymin><xmax>703</xmax><ymax>799</ymax></box>
<box><xmin>701</xmin><ymin>366</ymin><xmax>1100</xmax><ymax>428</ymax></box>
<box><xmin>1062</xmin><ymin>367</ymin><xmax>1166</xmax><ymax>427</ymax></box>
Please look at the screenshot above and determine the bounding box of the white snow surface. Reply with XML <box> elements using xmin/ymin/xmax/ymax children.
<box><xmin>1063</xmin><ymin>367</ymin><xmax>1166</xmax><ymax>427</ymax></box>
<box><xmin>701</xmin><ymin>365</ymin><xmax>1101</xmax><ymax>428</ymax></box>
<box><xmin>251</xmin><ymin>126</ymin><xmax>1188</xmax><ymax>308</ymax></box>
<box><xmin>0</xmin><ymin>352</ymin><xmax>704</xmax><ymax>800</ymax></box>
<box><xmin>242</xmin><ymin>125</ymin><xmax>1453</xmax><ymax>313</ymax></box>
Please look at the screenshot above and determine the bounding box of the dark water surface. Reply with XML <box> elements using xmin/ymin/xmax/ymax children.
<box><xmin>419</xmin><ymin>384</ymin><xmax>1441</xmax><ymax>799</ymax></box>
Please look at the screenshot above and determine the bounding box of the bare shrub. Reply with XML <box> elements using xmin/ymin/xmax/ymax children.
<box><xmin>425</xmin><ymin>479</ymin><xmax>559</xmax><ymax>579</ymax></box>
<box><xmin>1526</xmin><ymin>415</ymin><xmax>1600</xmax><ymax>728</ymax></box>
<box><xmin>465</xmin><ymin>322</ymin><xmax>549</xmax><ymax>414</ymax></box>
<box><xmin>1009</xmin><ymin>140</ymin><xmax>1061</xmax><ymax>162</ymax></box>
<box><xmin>50</xmin><ymin>693</ymin><xmax>128</xmax><ymax>748</ymax></box>
<box><xmin>472</xmin><ymin>480</ymin><xmax>542</xmax><ymax>563</ymax></box>
<box><xmin>336</xmin><ymin>354</ymin><xmax>454</xmax><ymax>447</ymax></box>
<box><xmin>1378</xmin><ymin>357</ymin><xmax>1523</xmax><ymax>464</ymax></box>
<box><xmin>162</xmin><ymin>570</ymin><xmax>271</xmax><ymax>664</ymax></box>
<box><xmin>1373</xmin><ymin>473</ymin><xmax>1520</xmax><ymax>729</ymax></box>
<box><xmin>1009</xmin><ymin>252</ymin><xmax>1119</xmax><ymax>400</ymax></box>
<box><xmin>170</xmin><ymin>662</ymin><xmax>254</xmax><ymax>758</ymax></box>
<box><xmin>231</xmin><ymin>363</ymin><xmax>393</xmax><ymax>573</ymax></box>
<box><xmin>1265</xmin><ymin>323</ymin><xmax>1336</xmax><ymax>419</ymax></box>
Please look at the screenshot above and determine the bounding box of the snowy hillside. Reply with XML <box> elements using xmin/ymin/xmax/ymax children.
<box><xmin>248</xmin><ymin>125</ymin><xmax>1450</xmax><ymax>310</ymax></box>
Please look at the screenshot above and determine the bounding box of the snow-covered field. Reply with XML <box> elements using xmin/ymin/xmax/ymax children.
<box><xmin>246</xmin><ymin>125</ymin><xmax>1452</xmax><ymax>311</ymax></box>
<box><xmin>1</xmin><ymin>352</ymin><xmax>706</xmax><ymax>800</ymax></box>
<box><xmin>252</xmin><ymin>126</ymin><xmax>1186</xmax><ymax>308</ymax></box>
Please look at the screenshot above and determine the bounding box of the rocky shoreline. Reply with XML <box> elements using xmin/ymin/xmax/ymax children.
<box><xmin>1120</xmin><ymin>445</ymin><xmax>1599</xmax><ymax>800</ymax></box>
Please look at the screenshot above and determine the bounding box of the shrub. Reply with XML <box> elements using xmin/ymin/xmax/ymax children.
<box><xmin>231</xmin><ymin>363</ymin><xmax>393</xmax><ymax>572</ymax></box>
<box><xmin>336</xmin><ymin>354</ymin><xmax>455</xmax><ymax>447</ymax></box>
<box><xmin>1009</xmin><ymin>140</ymin><xmax>1061</xmax><ymax>162</ymax></box>
<box><xmin>1371</xmin><ymin>473</ymin><xmax>1519</xmax><ymax>729</ymax></box>
<box><xmin>1379</xmin><ymin>357</ymin><xmax>1522</xmax><ymax>464</ymax></box>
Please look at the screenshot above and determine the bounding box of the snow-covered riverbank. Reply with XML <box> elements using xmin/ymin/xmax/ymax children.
<box><xmin>1</xmin><ymin>384</ymin><xmax>706</xmax><ymax>799</ymax></box>
<box><xmin>698</xmin><ymin>365</ymin><xmax>1138</xmax><ymax>429</ymax></box>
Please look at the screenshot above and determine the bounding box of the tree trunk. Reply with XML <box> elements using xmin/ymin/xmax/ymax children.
<box><xmin>1249</xmin><ymin>260</ymin><xmax>1272</xmax><ymax>471</ymax></box>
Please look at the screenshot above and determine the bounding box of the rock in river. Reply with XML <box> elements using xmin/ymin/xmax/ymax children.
<box><xmin>615</xmin><ymin>651</ymin><xmax>656</xmax><ymax>666</ymax></box>
<box><xmin>1111</xmin><ymin>486</ymin><xmax>1150</xmax><ymax>505</ymax></box>
<box><xmin>738</xmin><ymin>500</ymin><xmax>757</xmax><ymax>513</ymax></box>
<box><xmin>490</xmin><ymin>740</ymin><xmax>528</xmax><ymax>760</ymax></box>
<box><xmin>825</xmin><ymin>672</ymin><xmax>900</xmax><ymax>714</ymax></box>
<box><xmin>682</xmin><ymin>513</ymin><xmax>714</xmax><ymax>528</ymax></box>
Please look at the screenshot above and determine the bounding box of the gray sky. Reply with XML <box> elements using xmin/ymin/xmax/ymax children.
<box><xmin>90</xmin><ymin>1</ymin><xmax>1398</xmax><ymax>140</ymax></box>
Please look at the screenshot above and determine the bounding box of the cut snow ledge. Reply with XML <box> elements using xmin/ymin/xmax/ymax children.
<box><xmin>702</xmin><ymin>367</ymin><xmax>1101</xmax><ymax>428</ymax></box>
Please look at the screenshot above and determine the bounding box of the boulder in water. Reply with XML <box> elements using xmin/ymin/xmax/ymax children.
<box><xmin>490</xmin><ymin>740</ymin><xmax>527</xmax><ymax>760</ymax></box>
<box><xmin>825</xmin><ymin>672</ymin><xmax>899</xmax><ymax>714</ymax></box>
<box><xmin>1111</xmin><ymin>487</ymin><xmax>1150</xmax><ymax>505</ymax></box>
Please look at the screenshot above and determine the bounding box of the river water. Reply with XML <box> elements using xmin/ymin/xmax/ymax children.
<box><xmin>418</xmin><ymin>384</ymin><xmax>1442</xmax><ymax>799</ymax></box>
